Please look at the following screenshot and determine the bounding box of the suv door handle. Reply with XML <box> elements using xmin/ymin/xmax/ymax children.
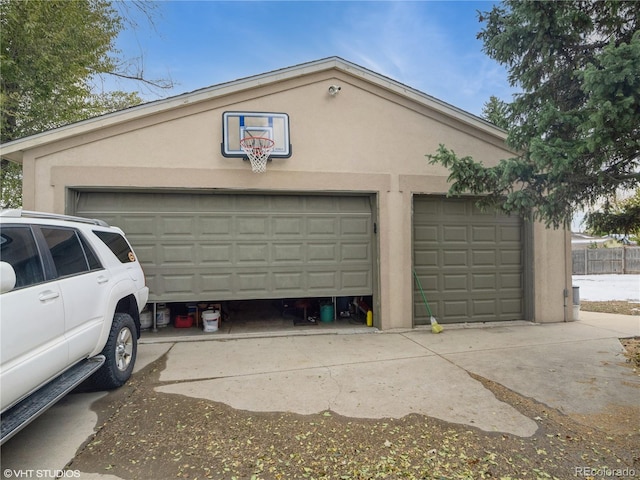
<box><xmin>39</xmin><ymin>290</ymin><xmax>60</xmax><ymax>302</ymax></box>
<box><xmin>97</xmin><ymin>275</ymin><xmax>109</xmax><ymax>284</ymax></box>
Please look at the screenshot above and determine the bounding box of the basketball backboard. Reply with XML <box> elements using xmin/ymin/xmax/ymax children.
<box><xmin>222</xmin><ymin>111</ymin><xmax>291</xmax><ymax>158</ymax></box>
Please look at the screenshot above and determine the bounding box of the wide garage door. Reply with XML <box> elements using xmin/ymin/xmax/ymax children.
<box><xmin>73</xmin><ymin>191</ymin><xmax>374</xmax><ymax>303</ymax></box>
<box><xmin>413</xmin><ymin>196</ymin><xmax>524</xmax><ymax>324</ymax></box>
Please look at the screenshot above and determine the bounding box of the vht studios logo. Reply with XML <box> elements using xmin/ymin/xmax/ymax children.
<box><xmin>3</xmin><ymin>470</ymin><xmax>81</xmax><ymax>478</ymax></box>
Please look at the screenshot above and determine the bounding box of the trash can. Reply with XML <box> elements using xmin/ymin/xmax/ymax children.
<box><xmin>320</xmin><ymin>303</ymin><xmax>334</xmax><ymax>322</ymax></box>
<box><xmin>572</xmin><ymin>286</ymin><xmax>580</xmax><ymax>321</ymax></box>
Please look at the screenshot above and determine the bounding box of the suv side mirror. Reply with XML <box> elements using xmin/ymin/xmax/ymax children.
<box><xmin>0</xmin><ymin>262</ymin><xmax>17</xmax><ymax>293</ymax></box>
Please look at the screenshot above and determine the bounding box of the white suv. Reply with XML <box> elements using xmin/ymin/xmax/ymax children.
<box><xmin>0</xmin><ymin>210</ymin><xmax>148</xmax><ymax>443</ymax></box>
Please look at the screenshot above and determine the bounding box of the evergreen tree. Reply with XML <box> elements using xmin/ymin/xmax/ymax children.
<box><xmin>428</xmin><ymin>0</ymin><xmax>640</xmax><ymax>228</ymax></box>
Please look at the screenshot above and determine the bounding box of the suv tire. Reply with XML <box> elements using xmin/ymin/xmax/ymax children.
<box><xmin>89</xmin><ymin>313</ymin><xmax>137</xmax><ymax>390</ymax></box>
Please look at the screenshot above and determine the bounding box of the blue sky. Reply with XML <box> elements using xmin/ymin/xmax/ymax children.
<box><xmin>111</xmin><ymin>0</ymin><xmax>515</xmax><ymax>117</ymax></box>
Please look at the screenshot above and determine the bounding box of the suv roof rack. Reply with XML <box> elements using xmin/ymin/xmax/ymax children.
<box><xmin>0</xmin><ymin>209</ymin><xmax>110</xmax><ymax>227</ymax></box>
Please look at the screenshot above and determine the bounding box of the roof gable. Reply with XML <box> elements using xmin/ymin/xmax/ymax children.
<box><xmin>0</xmin><ymin>57</ymin><xmax>505</xmax><ymax>163</ymax></box>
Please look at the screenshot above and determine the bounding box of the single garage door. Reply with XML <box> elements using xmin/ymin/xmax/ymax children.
<box><xmin>73</xmin><ymin>191</ymin><xmax>374</xmax><ymax>303</ymax></box>
<box><xmin>413</xmin><ymin>196</ymin><xmax>524</xmax><ymax>324</ymax></box>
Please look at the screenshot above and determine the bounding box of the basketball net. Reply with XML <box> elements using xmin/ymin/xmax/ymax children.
<box><xmin>239</xmin><ymin>137</ymin><xmax>275</xmax><ymax>173</ymax></box>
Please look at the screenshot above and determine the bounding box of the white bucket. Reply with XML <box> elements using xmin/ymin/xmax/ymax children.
<box><xmin>202</xmin><ymin>310</ymin><xmax>219</xmax><ymax>332</ymax></box>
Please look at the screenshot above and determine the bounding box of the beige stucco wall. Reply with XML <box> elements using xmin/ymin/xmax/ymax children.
<box><xmin>16</xmin><ymin>67</ymin><xmax>570</xmax><ymax>328</ymax></box>
<box><xmin>532</xmin><ymin>224</ymin><xmax>574</xmax><ymax>323</ymax></box>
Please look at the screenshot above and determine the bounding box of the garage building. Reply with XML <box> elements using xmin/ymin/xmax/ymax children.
<box><xmin>0</xmin><ymin>57</ymin><xmax>573</xmax><ymax>329</ymax></box>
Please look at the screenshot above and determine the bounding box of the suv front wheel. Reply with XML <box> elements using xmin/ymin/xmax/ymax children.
<box><xmin>90</xmin><ymin>312</ymin><xmax>137</xmax><ymax>389</ymax></box>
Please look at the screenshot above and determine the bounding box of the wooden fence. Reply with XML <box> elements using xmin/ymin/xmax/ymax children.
<box><xmin>572</xmin><ymin>247</ymin><xmax>640</xmax><ymax>274</ymax></box>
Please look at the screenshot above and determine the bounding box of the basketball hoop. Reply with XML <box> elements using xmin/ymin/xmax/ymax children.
<box><xmin>239</xmin><ymin>137</ymin><xmax>275</xmax><ymax>173</ymax></box>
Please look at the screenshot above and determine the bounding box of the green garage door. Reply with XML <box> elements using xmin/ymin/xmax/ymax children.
<box><xmin>413</xmin><ymin>196</ymin><xmax>524</xmax><ymax>324</ymax></box>
<box><xmin>74</xmin><ymin>191</ymin><xmax>374</xmax><ymax>303</ymax></box>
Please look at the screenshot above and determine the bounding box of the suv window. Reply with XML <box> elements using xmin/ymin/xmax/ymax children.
<box><xmin>93</xmin><ymin>231</ymin><xmax>136</xmax><ymax>263</ymax></box>
<box><xmin>79</xmin><ymin>234</ymin><xmax>102</xmax><ymax>270</ymax></box>
<box><xmin>41</xmin><ymin>227</ymin><xmax>100</xmax><ymax>278</ymax></box>
<box><xmin>0</xmin><ymin>226</ymin><xmax>45</xmax><ymax>288</ymax></box>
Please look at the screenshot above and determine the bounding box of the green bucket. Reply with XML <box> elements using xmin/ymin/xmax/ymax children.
<box><xmin>320</xmin><ymin>304</ymin><xmax>334</xmax><ymax>322</ymax></box>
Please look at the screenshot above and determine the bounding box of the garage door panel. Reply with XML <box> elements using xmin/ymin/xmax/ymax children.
<box><xmin>237</xmin><ymin>217</ymin><xmax>268</xmax><ymax>235</ymax></box>
<box><xmin>74</xmin><ymin>191</ymin><xmax>373</xmax><ymax>302</ymax></box>
<box><xmin>472</xmin><ymin>225</ymin><xmax>497</xmax><ymax>242</ymax></box>
<box><xmin>500</xmin><ymin>250</ymin><xmax>522</xmax><ymax>266</ymax></box>
<box><xmin>273</xmin><ymin>217</ymin><xmax>303</xmax><ymax>236</ymax></box>
<box><xmin>500</xmin><ymin>272</ymin><xmax>523</xmax><ymax>289</ymax></box>
<box><xmin>273</xmin><ymin>272</ymin><xmax>304</xmax><ymax>290</ymax></box>
<box><xmin>472</xmin><ymin>273</ymin><xmax>496</xmax><ymax>290</ymax></box>
<box><xmin>340</xmin><ymin>197</ymin><xmax>371</xmax><ymax>212</ymax></box>
<box><xmin>161</xmin><ymin>244</ymin><xmax>196</xmax><ymax>265</ymax></box>
<box><xmin>308</xmin><ymin>217</ymin><xmax>337</xmax><ymax>235</ymax></box>
<box><xmin>145</xmin><ymin>273</ymin><xmax>159</xmax><ymax>295</ymax></box>
<box><xmin>414</xmin><ymin>228</ymin><xmax>438</xmax><ymax>243</ymax></box>
<box><xmin>414</xmin><ymin>272</ymin><xmax>438</xmax><ymax>291</ymax></box>
<box><xmin>415</xmin><ymin>200</ymin><xmax>439</xmax><ymax>215</ymax></box>
<box><xmin>308</xmin><ymin>271</ymin><xmax>337</xmax><ymax>289</ymax></box>
<box><xmin>273</xmin><ymin>243</ymin><xmax>304</xmax><ymax>263</ymax></box>
<box><xmin>201</xmin><ymin>273</ymin><xmax>233</xmax><ymax>295</ymax></box>
<box><xmin>444</xmin><ymin>274</ymin><xmax>468</xmax><ymax>291</ymax></box>
<box><xmin>163</xmin><ymin>275</ymin><xmax>196</xmax><ymax>295</ymax></box>
<box><xmin>236</xmin><ymin>272</ymin><xmax>269</xmax><ymax>293</ymax></box>
<box><xmin>472</xmin><ymin>250</ymin><xmax>496</xmax><ymax>265</ymax></box>
<box><xmin>473</xmin><ymin>299</ymin><xmax>497</xmax><ymax>315</ymax></box>
<box><xmin>413</xmin><ymin>196</ymin><xmax>524</xmax><ymax>324</ymax></box>
<box><xmin>444</xmin><ymin>300</ymin><xmax>468</xmax><ymax>317</ymax></box>
<box><xmin>271</xmin><ymin>196</ymin><xmax>304</xmax><ymax>211</ymax></box>
<box><xmin>198</xmin><ymin>194</ymin><xmax>232</xmax><ymax>211</ymax></box>
<box><xmin>341</xmin><ymin>217</ymin><xmax>369</xmax><ymax>235</ymax></box>
<box><xmin>443</xmin><ymin>225</ymin><xmax>468</xmax><ymax>242</ymax></box>
<box><xmin>131</xmin><ymin>244</ymin><xmax>155</xmax><ymax>263</ymax></box>
<box><xmin>161</xmin><ymin>216</ymin><xmax>194</xmax><ymax>236</ymax></box>
<box><xmin>160</xmin><ymin>194</ymin><xmax>192</xmax><ymax>210</ymax></box>
<box><xmin>237</xmin><ymin>244</ymin><xmax>270</xmax><ymax>264</ymax></box>
<box><xmin>501</xmin><ymin>298</ymin><xmax>523</xmax><ymax>314</ymax></box>
<box><xmin>200</xmin><ymin>216</ymin><xmax>233</xmax><ymax>237</ymax></box>
<box><xmin>238</xmin><ymin>195</ymin><xmax>269</xmax><ymax>210</ymax></box>
<box><xmin>308</xmin><ymin>243</ymin><xmax>337</xmax><ymax>262</ymax></box>
<box><xmin>443</xmin><ymin>250</ymin><xmax>468</xmax><ymax>266</ymax></box>
<box><xmin>500</xmin><ymin>225</ymin><xmax>522</xmax><ymax>242</ymax></box>
<box><xmin>414</xmin><ymin>302</ymin><xmax>429</xmax><ymax>318</ymax></box>
<box><xmin>414</xmin><ymin>250</ymin><xmax>438</xmax><ymax>266</ymax></box>
<box><xmin>200</xmin><ymin>244</ymin><xmax>234</xmax><ymax>265</ymax></box>
<box><xmin>342</xmin><ymin>270</ymin><xmax>370</xmax><ymax>289</ymax></box>
<box><xmin>306</xmin><ymin>196</ymin><xmax>336</xmax><ymax>212</ymax></box>
<box><xmin>341</xmin><ymin>242</ymin><xmax>370</xmax><ymax>261</ymax></box>
<box><xmin>443</xmin><ymin>200</ymin><xmax>468</xmax><ymax>216</ymax></box>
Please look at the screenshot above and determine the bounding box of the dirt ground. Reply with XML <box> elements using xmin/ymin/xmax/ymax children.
<box><xmin>581</xmin><ymin>300</ymin><xmax>640</xmax><ymax>317</ymax></box>
<box><xmin>68</xmin><ymin>307</ymin><xmax>640</xmax><ymax>480</ymax></box>
<box><xmin>582</xmin><ymin>301</ymin><xmax>639</xmax><ymax>369</ymax></box>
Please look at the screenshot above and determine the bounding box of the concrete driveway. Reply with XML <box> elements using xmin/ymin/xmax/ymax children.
<box><xmin>1</xmin><ymin>311</ymin><xmax>638</xmax><ymax>478</ymax></box>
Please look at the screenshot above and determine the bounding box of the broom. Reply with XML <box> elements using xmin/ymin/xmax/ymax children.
<box><xmin>413</xmin><ymin>270</ymin><xmax>443</xmax><ymax>333</ymax></box>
